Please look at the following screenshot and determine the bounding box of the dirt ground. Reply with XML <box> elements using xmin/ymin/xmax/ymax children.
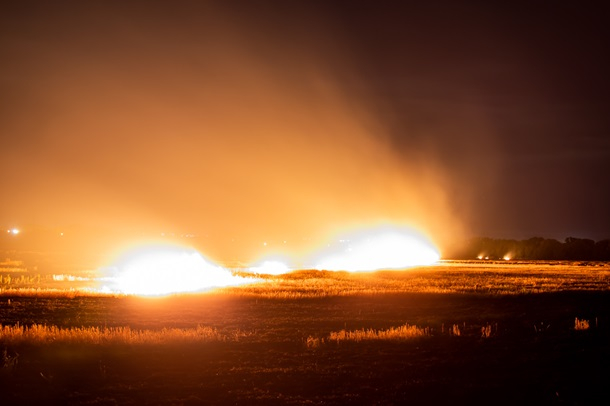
<box><xmin>1</xmin><ymin>288</ymin><xmax>609</xmax><ymax>405</ymax></box>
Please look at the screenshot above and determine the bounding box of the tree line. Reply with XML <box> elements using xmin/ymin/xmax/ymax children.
<box><xmin>449</xmin><ymin>237</ymin><xmax>610</xmax><ymax>261</ymax></box>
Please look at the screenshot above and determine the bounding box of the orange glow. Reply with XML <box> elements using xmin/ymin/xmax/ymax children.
<box><xmin>0</xmin><ymin>2</ymin><xmax>463</xmax><ymax>267</ymax></box>
<box><xmin>99</xmin><ymin>244</ymin><xmax>256</xmax><ymax>296</ymax></box>
<box><xmin>248</xmin><ymin>259</ymin><xmax>291</xmax><ymax>275</ymax></box>
<box><xmin>311</xmin><ymin>226</ymin><xmax>440</xmax><ymax>272</ymax></box>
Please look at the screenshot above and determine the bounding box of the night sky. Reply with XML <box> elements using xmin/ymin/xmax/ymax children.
<box><xmin>1</xmin><ymin>1</ymin><xmax>609</xmax><ymax>262</ymax></box>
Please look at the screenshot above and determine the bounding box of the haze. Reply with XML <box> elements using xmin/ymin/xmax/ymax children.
<box><xmin>2</xmin><ymin>2</ymin><xmax>609</xmax><ymax>266</ymax></box>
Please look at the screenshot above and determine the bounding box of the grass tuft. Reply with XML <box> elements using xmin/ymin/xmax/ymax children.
<box><xmin>0</xmin><ymin>324</ymin><xmax>246</xmax><ymax>345</ymax></box>
<box><xmin>574</xmin><ymin>317</ymin><xmax>590</xmax><ymax>331</ymax></box>
<box><xmin>328</xmin><ymin>323</ymin><xmax>429</xmax><ymax>343</ymax></box>
<box><xmin>481</xmin><ymin>324</ymin><xmax>492</xmax><ymax>338</ymax></box>
<box><xmin>305</xmin><ymin>336</ymin><xmax>323</xmax><ymax>349</ymax></box>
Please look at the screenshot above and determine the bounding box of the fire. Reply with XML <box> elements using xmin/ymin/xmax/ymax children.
<box><xmin>312</xmin><ymin>226</ymin><xmax>440</xmax><ymax>272</ymax></box>
<box><xmin>95</xmin><ymin>225</ymin><xmax>440</xmax><ymax>294</ymax></box>
<box><xmin>100</xmin><ymin>244</ymin><xmax>254</xmax><ymax>296</ymax></box>
<box><xmin>248</xmin><ymin>259</ymin><xmax>291</xmax><ymax>275</ymax></box>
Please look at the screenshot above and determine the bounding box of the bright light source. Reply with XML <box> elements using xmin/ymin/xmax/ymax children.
<box><xmin>249</xmin><ymin>260</ymin><xmax>290</xmax><ymax>275</ymax></box>
<box><xmin>99</xmin><ymin>244</ymin><xmax>256</xmax><ymax>296</ymax></box>
<box><xmin>312</xmin><ymin>226</ymin><xmax>440</xmax><ymax>272</ymax></box>
<box><xmin>8</xmin><ymin>228</ymin><xmax>19</xmax><ymax>235</ymax></box>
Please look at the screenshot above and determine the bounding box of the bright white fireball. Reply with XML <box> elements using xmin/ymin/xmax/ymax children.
<box><xmin>313</xmin><ymin>226</ymin><xmax>440</xmax><ymax>272</ymax></box>
<box><xmin>248</xmin><ymin>260</ymin><xmax>291</xmax><ymax>275</ymax></box>
<box><xmin>100</xmin><ymin>245</ymin><xmax>254</xmax><ymax>296</ymax></box>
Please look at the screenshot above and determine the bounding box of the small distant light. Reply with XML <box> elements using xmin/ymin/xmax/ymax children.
<box><xmin>60</xmin><ymin>232</ymin><xmax>64</xmax><ymax>236</ymax></box>
<box><xmin>263</xmin><ymin>242</ymin><xmax>267</xmax><ymax>246</ymax></box>
<box><xmin>477</xmin><ymin>255</ymin><xmax>483</xmax><ymax>260</ymax></box>
<box><xmin>503</xmin><ymin>255</ymin><xmax>511</xmax><ymax>261</ymax></box>
<box><xmin>10</xmin><ymin>228</ymin><xmax>19</xmax><ymax>235</ymax></box>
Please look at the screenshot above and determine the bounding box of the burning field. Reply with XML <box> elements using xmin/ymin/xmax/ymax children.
<box><xmin>3</xmin><ymin>2</ymin><xmax>610</xmax><ymax>404</ymax></box>
<box><xmin>1</xmin><ymin>261</ymin><xmax>609</xmax><ymax>405</ymax></box>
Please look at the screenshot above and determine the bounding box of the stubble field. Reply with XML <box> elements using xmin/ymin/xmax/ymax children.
<box><xmin>1</xmin><ymin>261</ymin><xmax>609</xmax><ymax>405</ymax></box>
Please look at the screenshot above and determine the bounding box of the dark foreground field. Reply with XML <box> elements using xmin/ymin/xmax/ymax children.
<box><xmin>1</xmin><ymin>264</ymin><xmax>610</xmax><ymax>405</ymax></box>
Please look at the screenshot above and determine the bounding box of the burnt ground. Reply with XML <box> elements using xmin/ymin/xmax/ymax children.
<box><xmin>1</xmin><ymin>291</ymin><xmax>610</xmax><ymax>405</ymax></box>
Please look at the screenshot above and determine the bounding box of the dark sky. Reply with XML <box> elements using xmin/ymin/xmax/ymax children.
<box><xmin>328</xmin><ymin>2</ymin><xmax>610</xmax><ymax>239</ymax></box>
<box><xmin>1</xmin><ymin>1</ymin><xmax>609</xmax><ymax>262</ymax></box>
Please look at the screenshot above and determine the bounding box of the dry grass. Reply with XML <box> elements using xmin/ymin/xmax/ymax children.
<box><xmin>317</xmin><ymin>320</ymin><xmax>503</xmax><ymax>346</ymax></box>
<box><xmin>2</xmin><ymin>261</ymin><xmax>610</xmax><ymax>299</ymax></box>
<box><xmin>0</xmin><ymin>324</ymin><xmax>249</xmax><ymax>345</ymax></box>
<box><xmin>481</xmin><ymin>324</ymin><xmax>493</xmax><ymax>338</ymax></box>
<box><xmin>328</xmin><ymin>323</ymin><xmax>430</xmax><ymax>343</ymax></box>
<box><xmin>574</xmin><ymin>317</ymin><xmax>590</xmax><ymax>331</ymax></box>
<box><xmin>305</xmin><ymin>335</ymin><xmax>323</xmax><ymax>349</ymax></box>
<box><xmin>202</xmin><ymin>262</ymin><xmax>610</xmax><ymax>298</ymax></box>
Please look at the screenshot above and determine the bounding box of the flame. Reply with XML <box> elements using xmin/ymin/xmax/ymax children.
<box><xmin>248</xmin><ymin>259</ymin><xmax>291</xmax><ymax>275</ymax></box>
<box><xmin>99</xmin><ymin>244</ymin><xmax>254</xmax><ymax>296</ymax></box>
<box><xmin>312</xmin><ymin>226</ymin><xmax>439</xmax><ymax>272</ymax></box>
<box><xmin>95</xmin><ymin>225</ymin><xmax>441</xmax><ymax>293</ymax></box>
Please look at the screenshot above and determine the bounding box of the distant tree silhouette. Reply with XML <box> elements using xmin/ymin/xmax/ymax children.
<box><xmin>594</xmin><ymin>240</ymin><xmax>610</xmax><ymax>260</ymax></box>
<box><xmin>448</xmin><ymin>236</ymin><xmax>610</xmax><ymax>260</ymax></box>
<box><xmin>564</xmin><ymin>237</ymin><xmax>596</xmax><ymax>260</ymax></box>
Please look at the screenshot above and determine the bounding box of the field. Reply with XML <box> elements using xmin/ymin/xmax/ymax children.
<box><xmin>1</xmin><ymin>261</ymin><xmax>610</xmax><ymax>405</ymax></box>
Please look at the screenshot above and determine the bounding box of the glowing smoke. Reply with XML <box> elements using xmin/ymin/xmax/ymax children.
<box><xmin>0</xmin><ymin>3</ymin><xmax>472</xmax><ymax>265</ymax></box>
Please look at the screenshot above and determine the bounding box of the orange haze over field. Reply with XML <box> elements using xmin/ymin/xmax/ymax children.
<box><xmin>0</xmin><ymin>3</ymin><xmax>461</xmax><ymax>267</ymax></box>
